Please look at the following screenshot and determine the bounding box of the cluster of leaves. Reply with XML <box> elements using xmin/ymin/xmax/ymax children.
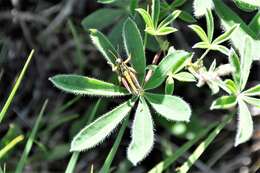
<box><xmin>50</xmin><ymin>0</ymin><xmax>259</xmax><ymax>171</ymax></box>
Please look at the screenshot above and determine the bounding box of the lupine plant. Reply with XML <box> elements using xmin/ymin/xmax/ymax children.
<box><xmin>50</xmin><ymin>0</ymin><xmax>259</xmax><ymax>171</ymax></box>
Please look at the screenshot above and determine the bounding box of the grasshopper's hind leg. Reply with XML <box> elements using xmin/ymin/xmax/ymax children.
<box><xmin>121</xmin><ymin>77</ymin><xmax>132</xmax><ymax>94</ymax></box>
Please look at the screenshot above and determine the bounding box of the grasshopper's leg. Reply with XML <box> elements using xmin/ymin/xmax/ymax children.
<box><xmin>121</xmin><ymin>77</ymin><xmax>132</xmax><ymax>94</ymax></box>
<box><xmin>129</xmin><ymin>71</ymin><xmax>141</xmax><ymax>89</ymax></box>
<box><xmin>124</xmin><ymin>54</ymin><xmax>131</xmax><ymax>64</ymax></box>
<box><xmin>128</xmin><ymin>67</ymin><xmax>137</xmax><ymax>74</ymax></box>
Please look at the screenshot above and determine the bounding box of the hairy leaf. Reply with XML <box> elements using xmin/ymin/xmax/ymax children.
<box><xmin>242</xmin><ymin>96</ymin><xmax>260</xmax><ymax>108</ymax></box>
<box><xmin>145</xmin><ymin>92</ymin><xmax>191</xmax><ymax>122</ymax></box>
<box><xmin>212</xmin><ymin>24</ymin><xmax>238</xmax><ymax>45</ymax></box>
<box><xmin>81</xmin><ymin>9</ymin><xmax>124</xmax><ymax>30</ymax></box>
<box><xmin>152</xmin><ymin>0</ymin><xmax>160</xmax><ymax>27</ymax></box>
<box><xmin>70</xmin><ymin>99</ymin><xmax>134</xmax><ymax>151</ymax></box>
<box><xmin>89</xmin><ymin>29</ymin><xmax>117</xmax><ymax>65</ymax></box>
<box><xmin>228</xmin><ymin>48</ymin><xmax>241</xmax><ymax>85</ymax></box>
<box><xmin>158</xmin><ymin>10</ymin><xmax>181</xmax><ymax>28</ymax></box>
<box><xmin>210</xmin><ymin>95</ymin><xmax>237</xmax><ymax>110</ymax></box>
<box><xmin>243</xmin><ymin>84</ymin><xmax>260</xmax><ymax>96</ymax></box>
<box><xmin>193</xmin><ymin>0</ymin><xmax>214</xmax><ymax>17</ymax></box>
<box><xmin>213</xmin><ymin>0</ymin><xmax>260</xmax><ymax>60</ymax></box>
<box><xmin>165</xmin><ymin>76</ymin><xmax>174</xmax><ymax>95</ymax></box>
<box><xmin>145</xmin><ymin>50</ymin><xmax>191</xmax><ymax>90</ymax></box>
<box><xmin>189</xmin><ymin>25</ymin><xmax>209</xmax><ymax>43</ymax></box>
<box><xmin>173</xmin><ymin>72</ymin><xmax>196</xmax><ymax>82</ymax></box>
<box><xmin>123</xmin><ymin>18</ymin><xmax>146</xmax><ymax>84</ymax></box>
<box><xmin>235</xmin><ymin>99</ymin><xmax>253</xmax><ymax>146</ymax></box>
<box><xmin>233</xmin><ymin>0</ymin><xmax>260</xmax><ymax>12</ymax></box>
<box><xmin>127</xmin><ymin>98</ymin><xmax>154</xmax><ymax>165</ymax></box>
<box><xmin>136</xmin><ymin>9</ymin><xmax>154</xmax><ymax>28</ymax></box>
<box><xmin>240</xmin><ymin>37</ymin><xmax>253</xmax><ymax>91</ymax></box>
<box><xmin>206</xmin><ymin>9</ymin><xmax>214</xmax><ymax>42</ymax></box>
<box><xmin>50</xmin><ymin>75</ymin><xmax>129</xmax><ymax>97</ymax></box>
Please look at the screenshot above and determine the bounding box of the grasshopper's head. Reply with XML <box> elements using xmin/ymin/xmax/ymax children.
<box><xmin>115</xmin><ymin>58</ymin><xmax>123</xmax><ymax>64</ymax></box>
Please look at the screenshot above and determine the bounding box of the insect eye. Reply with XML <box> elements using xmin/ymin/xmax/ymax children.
<box><xmin>116</xmin><ymin>59</ymin><xmax>122</xmax><ymax>63</ymax></box>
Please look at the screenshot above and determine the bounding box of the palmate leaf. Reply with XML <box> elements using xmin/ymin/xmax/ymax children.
<box><xmin>243</xmin><ymin>84</ymin><xmax>260</xmax><ymax>96</ymax></box>
<box><xmin>243</xmin><ymin>96</ymin><xmax>260</xmax><ymax>108</ymax></box>
<box><xmin>144</xmin><ymin>92</ymin><xmax>191</xmax><ymax>122</ymax></box>
<box><xmin>144</xmin><ymin>50</ymin><xmax>191</xmax><ymax>90</ymax></box>
<box><xmin>127</xmin><ymin>97</ymin><xmax>154</xmax><ymax>166</ymax></box>
<box><xmin>213</xmin><ymin>0</ymin><xmax>260</xmax><ymax>61</ymax></box>
<box><xmin>235</xmin><ymin>98</ymin><xmax>253</xmax><ymax>146</ymax></box>
<box><xmin>173</xmin><ymin>72</ymin><xmax>196</xmax><ymax>82</ymax></box>
<box><xmin>212</xmin><ymin>24</ymin><xmax>238</xmax><ymax>45</ymax></box>
<box><xmin>50</xmin><ymin>75</ymin><xmax>129</xmax><ymax>97</ymax></box>
<box><xmin>81</xmin><ymin>9</ymin><xmax>125</xmax><ymax>31</ymax></box>
<box><xmin>70</xmin><ymin>99</ymin><xmax>134</xmax><ymax>151</ymax></box>
<box><xmin>151</xmin><ymin>0</ymin><xmax>160</xmax><ymax>27</ymax></box>
<box><xmin>210</xmin><ymin>95</ymin><xmax>237</xmax><ymax>110</ymax></box>
<box><xmin>158</xmin><ymin>10</ymin><xmax>181</xmax><ymax>29</ymax></box>
<box><xmin>189</xmin><ymin>25</ymin><xmax>208</xmax><ymax>43</ymax></box>
<box><xmin>123</xmin><ymin>18</ymin><xmax>146</xmax><ymax>84</ymax></box>
<box><xmin>228</xmin><ymin>48</ymin><xmax>241</xmax><ymax>86</ymax></box>
<box><xmin>240</xmin><ymin>37</ymin><xmax>253</xmax><ymax>91</ymax></box>
<box><xmin>155</xmin><ymin>27</ymin><xmax>178</xmax><ymax>35</ymax></box>
<box><xmin>233</xmin><ymin>0</ymin><xmax>260</xmax><ymax>12</ymax></box>
<box><xmin>206</xmin><ymin>9</ymin><xmax>214</xmax><ymax>43</ymax></box>
<box><xmin>89</xmin><ymin>29</ymin><xmax>118</xmax><ymax>65</ymax></box>
<box><xmin>165</xmin><ymin>76</ymin><xmax>174</xmax><ymax>95</ymax></box>
<box><xmin>135</xmin><ymin>9</ymin><xmax>154</xmax><ymax>28</ymax></box>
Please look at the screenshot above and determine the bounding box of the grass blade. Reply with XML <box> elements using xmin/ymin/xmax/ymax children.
<box><xmin>15</xmin><ymin>100</ymin><xmax>48</xmax><ymax>173</ymax></box>
<box><xmin>0</xmin><ymin>135</ymin><xmax>24</xmax><ymax>159</ymax></box>
<box><xmin>148</xmin><ymin>122</ymin><xmax>217</xmax><ymax>173</ymax></box>
<box><xmin>65</xmin><ymin>99</ymin><xmax>101</xmax><ymax>173</ymax></box>
<box><xmin>176</xmin><ymin>114</ymin><xmax>233</xmax><ymax>173</ymax></box>
<box><xmin>99</xmin><ymin>115</ymin><xmax>129</xmax><ymax>173</ymax></box>
<box><xmin>0</xmin><ymin>49</ymin><xmax>35</xmax><ymax>123</ymax></box>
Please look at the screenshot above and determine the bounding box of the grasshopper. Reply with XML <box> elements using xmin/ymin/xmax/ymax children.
<box><xmin>108</xmin><ymin>51</ymin><xmax>142</xmax><ymax>95</ymax></box>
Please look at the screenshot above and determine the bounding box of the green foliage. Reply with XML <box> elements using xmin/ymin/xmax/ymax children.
<box><xmin>0</xmin><ymin>50</ymin><xmax>35</xmax><ymax>123</ymax></box>
<box><xmin>47</xmin><ymin>0</ymin><xmax>260</xmax><ymax>170</ymax></box>
<box><xmin>233</xmin><ymin>0</ymin><xmax>260</xmax><ymax>12</ymax></box>
<box><xmin>15</xmin><ymin>100</ymin><xmax>48</xmax><ymax>173</ymax></box>
<box><xmin>50</xmin><ymin>75</ymin><xmax>129</xmax><ymax>97</ymax></box>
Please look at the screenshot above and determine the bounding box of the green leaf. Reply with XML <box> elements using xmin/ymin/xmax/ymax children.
<box><xmin>89</xmin><ymin>29</ymin><xmax>117</xmax><ymax>65</ymax></box>
<box><xmin>228</xmin><ymin>48</ymin><xmax>241</xmax><ymax>85</ymax></box>
<box><xmin>225</xmin><ymin>79</ymin><xmax>239</xmax><ymax>95</ymax></box>
<box><xmin>233</xmin><ymin>0</ymin><xmax>260</xmax><ymax>12</ymax></box>
<box><xmin>173</xmin><ymin>72</ymin><xmax>196</xmax><ymax>82</ymax></box>
<box><xmin>210</xmin><ymin>45</ymin><xmax>229</xmax><ymax>55</ymax></box>
<box><xmin>210</xmin><ymin>95</ymin><xmax>237</xmax><ymax>110</ymax></box>
<box><xmin>123</xmin><ymin>18</ymin><xmax>146</xmax><ymax>84</ymax></box>
<box><xmin>148</xmin><ymin>122</ymin><xmax>217</xmax><ymax>173</ymax></box>
<box><xmin>165</xmin><ymin>76</ymin><xmax>174</xmax><ymax>95</ymax></box>
<box><xmin>0</xmin><ymin>135</ymin><xmax>24</xmax><ymax>159</ymax></box>
<box><xmin>240</xmin><ymin>37</ymin><xmax>253</xmax><ymax>91</ymax></box>
<box><xmin>206</xmin><ymin>9</ymin><xmax>214</xmax><ymax>42</ymax></box>
<box><xmin>99</xmin><ymin>115</ymin><xmax>129</xmax><ymax>173</ymax></box>
<box><xmin>135</xmin><ymin>8</ymin><xmax>154</xmax><ymax>28</ymax></box>
<box><xmin>155</xmin><ymin>27</ymin><xmax>178</xmax><ymax>36</ymax></box>
<box><xmin>152</xmin><ymin>0</ymin><xmax>160</xmax><ymax>27</ymax></box>
<box><xmin>97</xmin><ymin>0</ymin><xmax>117</xmax><ymax>4</ymax></box>
<box><xmin>193</xmin><ymin>0</ymin><xmax>214</xmax><ymax>17</ymax></box>
<box><xmin>178</xmin><ymin>10</ymin><xmax>197</xmax><ymax>23</ymax></box>
<box><xmin>15</xmin><ymin>100</ymin><xmax>48</xmax><ymax>173</ymax></box>
<box><xmin>235</xmin><ymin>99</ymin><xmax>253</xmax><ymax>146</ymax></box>
<box><xmin>249</xmin><ymin>11</ymin><xmax>260</xmax><ymax>37</ymax></box>
<box><xmin>176</xmin><ymin>114</ymin><xmax>233</xmax><ymax>173</ymax></box>
<box><xmin>81</xmin><ymin>9</ymin><xmax>124</xmax><ymax>31</ymax></box>
<box><xmin>242</xmin><ymin>96</ymin><xmax>260</xmax><ymax>108</ymax></box>
<box><xmin>171</xmin><ymin>0</ymin><xmax>187</xmax><ymax>8</ymax></box>
<box><xmin>144</xmin><ymin>50</ymin><xmax>191</xmax><ymax>90</ymax></box>
<box><xmin>158</xmin><ymin>10</ymin><xmax>181</xmax><ymax>29</ymax></box>
<box><xmin>0</xmin><ymin>50</ymin><xmax>34</xmax><ymax>123</ymax></box>
<box><xmin>192</xmin><ymin>42</ymin><xmax>210</xmax><ymax>49</ymax></box>
<box><xmin>127</xmin><ymin>98</ymin><xmax>154</xmax><ymax>165</ymax></box>
<box><xmin>70</xmin><ymin>99</ymin><xmax>134</xmax><ymax>151</ymax></box>
<box><xmin>50</xmin><ymin>75</ymin><xmax>129</xmax><ymax>97</ymax></box>
<box><xmin>212</xmin><ymin>24</ymin><xmax>238</xmax><ymax>45</ymax></box>
<box><xmin>130</xmin><ymin>0</ymin><xmax>138</xmax><ymax>16</ymax></box>
<box><xmin>189</xmin><ymin>25</ymin><xmax>209</xmax><ymax>43</ymax></box>
<box><xmin>145</xmin><ymin>92</ymin><xmax>191</xmax><ymax>122</ymax></box>
<box><xmin>213</xmin><ymin>0</ymin><xmax>260</xmax><ymax>61</ymax></box>
<box><xmin>243</xmin><ymin>84</ymin><xmax>260</xmax><ymax>96</ymax></box>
